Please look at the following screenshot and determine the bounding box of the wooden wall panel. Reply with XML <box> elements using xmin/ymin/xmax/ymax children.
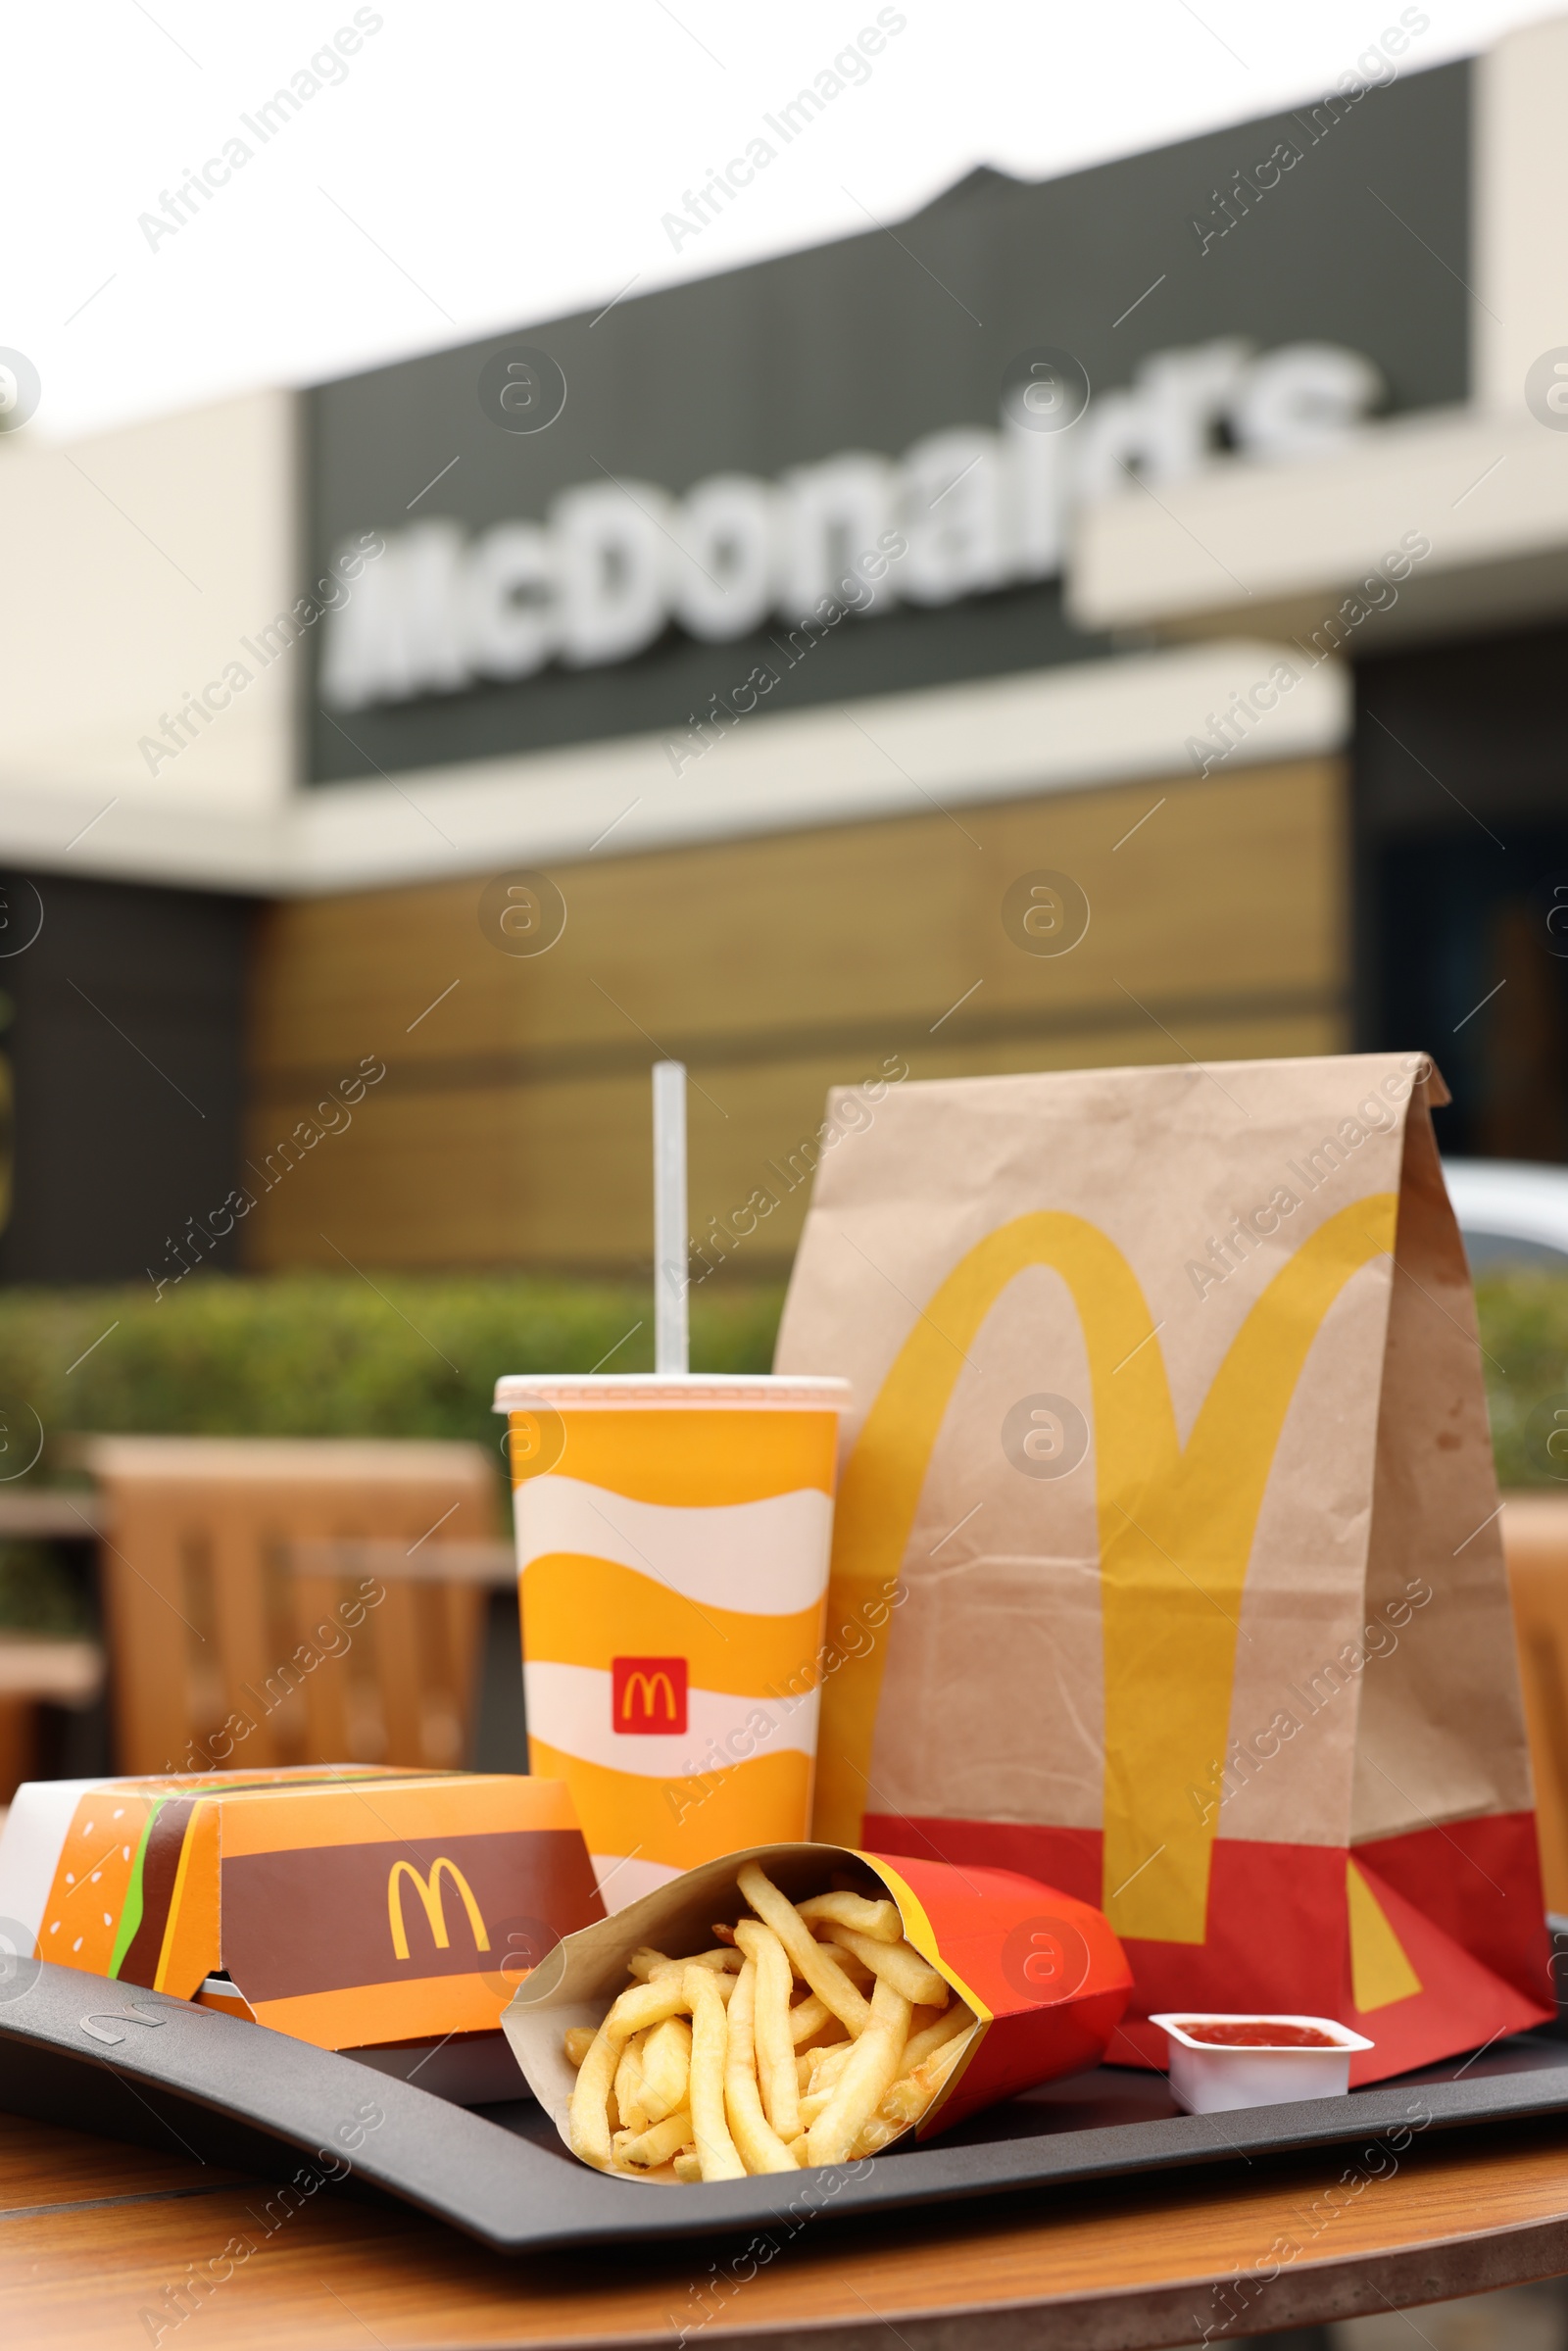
<box><xmin>244</xmin><ymin>759</ymin><xmax>1348</xmax><ymax>1272</ymax></box>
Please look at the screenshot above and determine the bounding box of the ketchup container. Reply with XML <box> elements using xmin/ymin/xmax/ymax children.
<box><xmin>1151</xmin><ymin>2011</ymin><xmax>1374</xmax><ymax>2113</ymax></box>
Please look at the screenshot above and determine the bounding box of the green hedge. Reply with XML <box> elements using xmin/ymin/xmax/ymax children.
<box><xmin>0</xmin><ymin>1262</ymin><xmax>1557</xmax><ymax>1632</ymax></box>
<box><xmin>0</xmin><ymin>1262</ymin><xmax>1561</xmax><ymax>1486</ymax></box>
<box><xmin>0</xmin><ymin>1542</ymin><xmax>92</xmax><ymax>1635</ymax></box>
<box><xmin>1477</xmin><ymin>1270</ymin><xmax>1568</xmax><ymax>1490</ymax></box>
<box><xmin>0</xmin><ymin>1272</ymin><xmax>785</xmax><ymax>1484</ymax></box>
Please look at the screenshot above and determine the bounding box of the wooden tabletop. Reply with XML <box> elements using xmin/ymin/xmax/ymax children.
<box><xmin>7</xmin><ymin>2105</ymin><xmax>1568</xmax><ymax>2351</ymax></box>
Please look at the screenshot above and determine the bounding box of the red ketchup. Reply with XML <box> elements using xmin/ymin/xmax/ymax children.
<box><xmin>1178</xmin><ymin>2020</ymin><xmax>1339</xmax><ymax>2048</ymax></box>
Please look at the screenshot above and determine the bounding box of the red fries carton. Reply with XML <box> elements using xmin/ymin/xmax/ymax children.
<box><xmin>504</xmin><ymin>1840</ymin><xmax>1131</xmax><ymax>2176</ymax></box>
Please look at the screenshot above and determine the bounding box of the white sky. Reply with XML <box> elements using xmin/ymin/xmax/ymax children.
<box><xmin>6</xmin><ymin>0</ymin><xmax>1556</xmax><ymax>443</ymax></box>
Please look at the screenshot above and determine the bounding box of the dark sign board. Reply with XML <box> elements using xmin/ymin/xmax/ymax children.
<box><xmin>305</xmin><ymin>55</ymin><xmax>1468</xmax><ymax>786</ymax></box>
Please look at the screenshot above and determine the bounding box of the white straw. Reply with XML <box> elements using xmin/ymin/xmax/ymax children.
<box><xmin>653</xmin><ymin>1060</ymin><xmax>689</xmax><ymax>1376</ymax></box>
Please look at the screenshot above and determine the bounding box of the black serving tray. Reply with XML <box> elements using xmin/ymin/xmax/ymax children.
<box><xmin>6</xmin><ymin>1960</ymin><xmax>1568</xmax><ymax>2255</ymax></box>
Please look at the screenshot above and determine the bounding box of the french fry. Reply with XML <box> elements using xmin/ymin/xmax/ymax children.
<box><xmin>734</xmin><ymin>1921</ymin><xmax>801</xmax><ymax>2143</ymax></box>
<box><xmin>903</xmin><ymin>2004</ymin><xmax>942</xmax><ymax>2053</ymax></box>
<box><xmin>879</xmin><ymin>2025</ymin><xmax>977</xmax><ymax>2127</ymax></box>
<box><xmin>851</xmin><ymin>2024</ymin><xmax>978</xmax><ymax>2157</ymax></box>
<box><xmin>638</xmin><ymin>2016</ymin><xmax>692</xmax><ymax>2126</ymax></box>
<box><xmin>684</xmin><ymin>1963</ymin><xmax>746</xmax><ymax>2180</ymax></box>
<box><xmin>626</xmin><ymin>1946</ymin><xmax>674</xmax><ymax>1982</ymax></box>
<box><xmin>805</xmin><ymin>1975</ymin><xmax>911</xmax><ymax>2168</ymax></box>
<box><xmin>609</xmin><ymin>1977</ymin><xmax>694</xmax><ymax>2034</ymax></box>
<box><xmin>568</xmin><ymin>1977</ymin><xmax>691</xmax><ymax>2168</ymax></box>
<box><xmin>567</xmin><ymin>2028</ymin><xmax>623</xmax><ymax>2168</ymax></box>
<box><xmin>613</xmin><ymin>2029</ymin><xmax>652</xmax><ymax>2137</ymax></box>
<box><xmin>829</xmin><ymin>1947</ymin><xmax>875</xmax><ymax>1984</ymax></box>
<box><xmin>789</xmin><ymin>1992</ymin><xmax>833</xmax><ymax>2045</ymax></box>
<box><xmin>737</xmin><ymin>1862</ymin><xmax>871</xmax><ymax>2038</ymax></box>
<box><xmin>849</xmin><ymin>2114</ymin><xmax>902</xmax><ymax>2156</ymax></box>
<box><xmin>632</xmin><ymin>1964</ymin><xmax>738</xmax><ymax>2007</ymax></box>
<box><xmin>615</xmin><ymin>2108</ymin><xmax>695</xmax><ymax>2169</ymax></box>
<box><xmin>904</xmin><ymin>2001</ymin><xmax>975</xmax><ymax>2073</ymax></box>
<box><xmin>818</xmin><ymin>1922</ymin><xmax>950</xmax><ymax>2007</ymax></box>
<box><xmin>808</xmin><ymin>2037</ymin><xmax>855</xmax><ymax>2094</ymax></box>
<box><xmin>722</xmin><ymin>1959</ymin><xmax>800</xmax><ymax>2175</ymax></box>
<box><xmin>797</xmin><ymin>1890</ymin><xmax>903</xmax><ymax>1944</ymax></box>
<box><xmin>567</xmin><ymin>1874</ymin><xmax>979</xmax><ymax>2181</ymax></box>
<box><xmin>627</xmin><ymin>1945</ymin><xmax>740</xmax><ymax>1983</ymax></box>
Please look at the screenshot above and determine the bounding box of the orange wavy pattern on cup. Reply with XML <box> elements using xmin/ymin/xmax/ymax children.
<box><xmin>513</xmin><ymin>1409</ymin><xmax>838</xmax><ymax>1506</ymax></box>
<box><xmin>526</xmin><ymin>1737</ymin><xmax>813</xmax><ymax>1873</ymax></box>
<box><xmin>521</xmin><ymin>1553</ymin><xmax>825</xmax><ymax>1693</ymax></box>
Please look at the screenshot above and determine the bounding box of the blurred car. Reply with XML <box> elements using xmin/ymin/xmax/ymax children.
<box><xmin>1443</xmin><ymin>1159</ymin><xmax>1568</xmax><ymax>1274</ymax></box>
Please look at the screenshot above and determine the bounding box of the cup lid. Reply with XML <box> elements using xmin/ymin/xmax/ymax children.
<box><xmin>493</xmin><ymin>1373</ymin><xmax>852</xmax><ymax>1411</ymax></box>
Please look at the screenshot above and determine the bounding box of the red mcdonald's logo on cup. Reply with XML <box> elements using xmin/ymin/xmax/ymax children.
<box><xmin>612</xmin><ymin>1656</ymin><xmax>688</xmax><ymax>1735</ymax></box>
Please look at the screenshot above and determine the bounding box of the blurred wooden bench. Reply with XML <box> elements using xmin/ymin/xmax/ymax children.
<box><xmin>80</xmin><ymin>1437</ymin><xmax>507</xmax><ymax>1777</ymax></box>
<box><xmin>1503</xmin><ymin>1493</ymin><xmax>1568</xmax><ymax>1915</ymax></box>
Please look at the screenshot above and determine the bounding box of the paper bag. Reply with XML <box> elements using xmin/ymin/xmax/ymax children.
<box><xmin>774</xmin><ymin>1053</ymin><xmax>1551</xmax><ymax>2082</ymax></box>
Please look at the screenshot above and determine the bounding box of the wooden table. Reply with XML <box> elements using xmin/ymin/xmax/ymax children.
<box><xmin>7</xmin><ymin>2106</ymin><xmax>1568</xmax><ymax>2351</ymax></box>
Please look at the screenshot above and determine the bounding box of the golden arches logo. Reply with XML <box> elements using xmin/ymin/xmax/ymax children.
<box><xmin>622</xmin><ymin>1671</ymin><xmax>676</xmax><ymax>1723</ymax></box>
<box><xmin>386</xmin><ymin>1857</ymin><xmax>491</xmax><ymax>1962</ymax></box>
<box><xmin>813</xmin><ymin>1197</ymin><xmax>1398</xmax><ymax>1946</ymax></box>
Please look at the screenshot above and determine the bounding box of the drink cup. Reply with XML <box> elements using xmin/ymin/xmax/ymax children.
<box><xmin>494</xmin><ymin>1373</ymin><xmax>851</xmax><ymax>1910</ymax></box>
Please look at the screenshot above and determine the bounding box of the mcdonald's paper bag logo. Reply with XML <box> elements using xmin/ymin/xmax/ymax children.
<box><xmin>813</xmin><ymin>1198</ymin><xmax>1398</xmax><ymax>1948</ymax></box>
<box><xmin>387</xmin><ymin>1856</ymin><xmax>491</xmax><ymax>1961</ymax></box>
<box><xmin>612</xmin><ymin>1656</ymin><xmax>688</xmax><ymax>1735</ymax></box>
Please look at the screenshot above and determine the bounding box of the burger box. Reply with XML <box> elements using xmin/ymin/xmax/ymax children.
<box><xmin>0</xmin><ymin>1765</ymin><xmax>604</xmax><ymax>2101</ymax></box>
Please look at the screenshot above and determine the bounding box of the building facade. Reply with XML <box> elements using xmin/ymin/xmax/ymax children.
<box><xmin>3</xmin><ymin>13</ymin><xmax>1567</xmax><ymax>1284</ymax></box>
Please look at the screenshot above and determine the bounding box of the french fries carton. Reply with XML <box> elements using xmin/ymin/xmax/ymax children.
<box><xmin>503</xmin><ymin>1840</ymin><xmax>1131</xmax><ymax>2181</ymax></box>
<box><xmin>0</xmin><ymin>1764</ymin><xmax>604</xmax><ymax>2052</ymax></box>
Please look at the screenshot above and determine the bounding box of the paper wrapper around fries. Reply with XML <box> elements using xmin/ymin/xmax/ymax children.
<box><xmin>502</xmin><ymin>1841</ymin><xmax>1131</xmax><ymax>2182</ymax></box>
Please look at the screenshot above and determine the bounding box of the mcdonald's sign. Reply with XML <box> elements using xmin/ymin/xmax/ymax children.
<box><xmin>612</xmin><ymin>1655</ymin><xmax>687</xmax><ymax>1735</ymax></box>
<box><xmin>386</xmin><ymin>1855</ymin><xmax>492</xmax><ymax>1962</ymax></box>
